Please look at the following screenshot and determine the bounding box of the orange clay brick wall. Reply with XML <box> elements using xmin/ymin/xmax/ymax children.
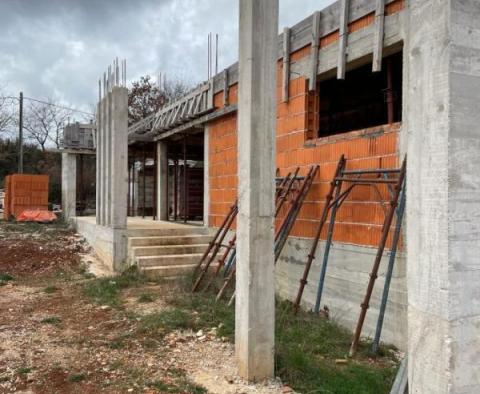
<box><xmin>207</xmin><ymin>0</ymin><xmax>404</xmax><ymax>247</ymax></box>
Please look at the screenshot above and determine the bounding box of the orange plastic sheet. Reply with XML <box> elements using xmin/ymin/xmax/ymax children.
<box><xmin>16</xmin><ymin>210</ymin><xmax>57</xmax><ymax>223</ymax></box>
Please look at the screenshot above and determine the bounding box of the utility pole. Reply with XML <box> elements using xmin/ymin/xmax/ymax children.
<box><xmin>18</xmin><ymin>91</ymin><xmax>24</xmax><ymax>174</ymax></box>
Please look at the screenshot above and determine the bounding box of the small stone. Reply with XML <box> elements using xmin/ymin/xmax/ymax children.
<box><xmin>196</xmin><ymin>330</ymin><xmax>203</xmax><ymax>337</ymax></box>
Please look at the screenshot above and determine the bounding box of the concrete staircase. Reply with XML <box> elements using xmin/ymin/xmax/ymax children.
<box><xmin>128</xmin><ymin>226</ymin><xmax>212</xmax><ymax>279</ymax></box>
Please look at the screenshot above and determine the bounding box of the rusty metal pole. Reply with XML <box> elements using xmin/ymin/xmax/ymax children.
<box><xmin>193</xmin><ymin>200</ymin><xmax>238</xmax><ymax>274</ymax></box>
<box><xmin>349</xmin><ymin>157</ymin><xmax>406</xmax><ymax>357</ymax></box>
<box><xmin>192</xmin><ymin>205</ymin><xmax>238</xmax><ymax>292</ymax></box>
<box><xmin>293</xmin><ymin>156</ymin><xmax>345</xmax><ymax>313</ymax></box>
<box><xmin>313</xmin><ymin>160</ymin><xmax>347</xmax><ymax>313</ymax></box>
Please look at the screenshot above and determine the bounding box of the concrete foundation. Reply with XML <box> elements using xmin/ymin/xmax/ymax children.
<box><xmin>235</xmin><ymin>0</ymin><xmax>278</xmax><ymax>381</ymax></box>
<box><xmin>276</xmin><ymin>237</ymin><xmax>407</xmax><ymax>349</ymax></box>
<box><xmin>405</xmin><ymin>0</ymin><xmax>480</xmax><ymax>391</ymax></box>
<box><xmin>61</xmin><ymin>152</ymin><xmax>76</xmax><ymax>221</ymax></box>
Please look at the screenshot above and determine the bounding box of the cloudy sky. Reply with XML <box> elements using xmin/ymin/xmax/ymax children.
<box><xmin>0</xmin><ymin>0</ymin><xmax>335</xmax><ymax>114</ymax></box>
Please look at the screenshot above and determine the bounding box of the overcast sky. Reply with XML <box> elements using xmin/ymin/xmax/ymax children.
<box><xmin>0</xmin><ymin>0</ymin><xmax>335</xmax><ymax>114</ymax></box>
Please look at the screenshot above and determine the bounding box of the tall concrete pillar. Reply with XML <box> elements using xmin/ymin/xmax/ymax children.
<box><xmin>110</xmin><ymin>86</ymin><xmax>128</xmax><ymax>230</ymax></box>
<box><xmin>61</xmin><ymin>152</ymin><xmax>76</xmax><ymax>221</ymax></box>
<box><xmin>405</xmin><ymin>1</ymin><xmax>480</xmax><ymax>392</ymax></box>
<box><xmin>203</xmin><ymin>127</ymin><xmax>209</xmax><ymax>226</ymax></box>
<box><xmin>235</xmin><ymin>0</ymin><xmax>278</xmax><ymax>381</ymax></box>
<box><xmin>157</xmin><ymin>141</ymin><xmax>168</xmax><ymax>221</ymax></box>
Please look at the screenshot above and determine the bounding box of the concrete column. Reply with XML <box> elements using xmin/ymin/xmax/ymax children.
<box><xmin>157</xmin><ymin>141</ymin><xmax>168</xmax><ymax>221</ymax></box>
<box><xmin>235</xmin><ymin>0</ymin><xmax>278</xmax><ymax>381</ymax></box>
<box><xmin>203</xmin><ymin>127</ymin><xmax>209</xmax><ymax>226</ymax></box>
<box><xmin>405</xmin><ymin>1</ymin><xmax>480</xmax><ymax>392</ymax></box>
<box><xmin>100</xmin><ymin>91</ymin><xmax>108</xmax><ymax>226</ymax></box>
<box><xmin>61</xmin><ymin>152</ymin><xmax>76</xmax><ymax>221</ymax></box>
<box><xmin>95</xmin><ymin>102</ymin><xmax>101</xmax><ymax>225</ymax></box>
<box><xmin>110</xmin><ymin>86</ymin><xmax>128</xmax><ymax>230</ymax></box>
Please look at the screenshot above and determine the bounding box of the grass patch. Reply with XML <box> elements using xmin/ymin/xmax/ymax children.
<box><xmin>44</xmin><ymin>285</ymin><xmax>58</xmax><ymax>294</ymax></box>
<box><xmin>137</xmin><ymin>293</ymin><xmax>155</xmax><ymax>303</ymax></box>
<box><xmin>139</xmin><ymin>309</ymin><xmax>193</xmax><ymax>337</ymax></box>
<box><xmin>149</xmin><ymin>369</ymin><xmax>207</xmax><ymax>394</ymax></box>
<box><xmin>67</xmin><ymin>373</ymin><xmax>86</xmax><ymax>383</ymax></box>
<box><xmin>168</xmin><ymin>291</ymin><xmax>235</xmax><ymax>340</ymax></box>
<box><xmin>0</xmin><ymin>273</ymin><xmax>14</xmax><ymax>282</ymax></box>
<box><xmin>17</xmin><ymin>367</ymin><xmax>32</xmax><ymax>374</ymax></box>
<box><xmin>41</xmin><ymin>316</ymin><xmax>62</xmax><ymax>324</ymax></box>
<box><xmin>83</xmin><ymin>267</ymin><xmax>146</xmax><ymax>308</ymax></box>
<box><xmin>166</xmin><ymin>282</ymin><xmax>398</xmax><ymax>394</ymax></box>
<box><xmin>275</xmin><ymin>300</ymin><xmax>397</xmax><ymax>393</ymax></box>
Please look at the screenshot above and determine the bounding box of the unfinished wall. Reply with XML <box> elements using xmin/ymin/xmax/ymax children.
<box><xmin>205</xmin><ymin>0</ymin><xmax>407</xmax><ymax>349</ymax></box>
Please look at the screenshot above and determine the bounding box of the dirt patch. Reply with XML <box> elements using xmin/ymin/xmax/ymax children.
<box><xmin>0</xmin><ymin>222</ymin><xmax>286</xmax><ymax>393</ymax></box>
<box><xmin>0</xmin><ymin>226</ymin><xmax>85</xmax><ymax>278</ymax></box>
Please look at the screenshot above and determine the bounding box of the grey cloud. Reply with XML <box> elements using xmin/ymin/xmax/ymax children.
<box><xmin>0</xmin><ymin>0</ymin><xmax>334</xmax><ymax>114</ymax></box>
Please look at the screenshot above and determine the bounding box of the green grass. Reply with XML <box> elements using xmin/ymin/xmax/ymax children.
<box><xmin>67</xmin><ymin>373</ymin><xmax>86</xmax><ymax>383</ymax></box>
<box><xmin>0</xmin><ymin>273</ymin><xmax>14</xmax><ymax>282</ymax></box>
<box><xmin>41</xmin><ymin>316</ymin><xmax>62</xmax><ymax>324</ymax></box>
<box><xmin>168</xmin><ymin>291</ymin><xmax>235</xmax><ymax>340</ymax></box>
<box><xmin>83</xmin><ymin>267</ymin><xmax>146</xmax><ymax>308</ymax></box>
<box><xmin>139</xmin><ymin>309</ymin><xmax>193</xmax><ymax>337</ymax></box>
<box><xmin>275</xmin><ymin>301</ymin><xmax>397</xmax><ymax>393</ymax></box>
<box><xmin>149</xmin><ymin>370</ymin><xmax>207</xmax><ymax>394</ymax></box>
<box><xmin>17</xmin><ymin>367</ymin><xmax>32</xmax><ymax>374</ymax></box>
<box><xmin>138</xmin><ymin>292</ymin><xmax>155</xmax><ymax>303</ymax></box>
<box><xmin>44</xmin><ymin>285</ymin><xmax>58</xmax><ymax>294</ymax></box>
<box><xmin>165</xmin><ymin>287</ymin><xmax>398</xmax><ymax>394</ymax></box>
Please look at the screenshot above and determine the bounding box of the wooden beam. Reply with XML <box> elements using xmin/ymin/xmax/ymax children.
<box><xmin>309</xmin><ymin>12</ymin><xmax>320</xmax><ymax>91</ymax></box>
<box><xmin>337</xmin><ymin>0</ymin><xmax>350</xmax><ymax>79</ymax></box>
<box><xmin>223</xmin><ymin>68</ymin><xmax>230</xmax><ymax>106</ymax></box>
<box><xmin>282</xmin><ymin>27</ymin><xmax>291</xmax><ymax>102</ymax></box>
<box><xmin>372</xmin><ymin>0</ymin><xmax>385</xmax><ymax>72</ymax></box>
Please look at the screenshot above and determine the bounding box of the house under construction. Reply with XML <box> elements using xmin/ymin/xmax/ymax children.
<box><xmin>61</xmin><ymin>0</ymin><xmax>480</xmax><ymax>391</ymax></box>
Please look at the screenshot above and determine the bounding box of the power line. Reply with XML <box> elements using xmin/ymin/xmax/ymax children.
<box><xmin>4</xmin><ymin>95</ymin><xmax>94</xmax><ymax>116</ymax></box>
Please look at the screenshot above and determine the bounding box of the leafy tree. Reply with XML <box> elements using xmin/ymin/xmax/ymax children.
<box><xmin>128</xmin><ymin>75</ymin><xmax>191</xmax><ymax>125</ymax></box>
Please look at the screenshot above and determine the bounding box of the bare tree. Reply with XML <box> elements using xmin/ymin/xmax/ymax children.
<box><xmin>0</xmin><ymin>91</ymin><xmax>14</xmax><ymax>135</ymax></box>
<box><xmin>23</xmin><ymin>98</ymin><xmax>72</xmax><ymax>151</ymax></box>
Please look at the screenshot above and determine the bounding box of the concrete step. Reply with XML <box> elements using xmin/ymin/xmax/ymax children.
<box><xmin>127</xmin><ymin>226</ymin><xmax>211</xmax><ymax>238</ymax></box>
<box><xmin>129</xmin><ymin>234</ymin><xmax>212</xmax><ymax>247</ymax></box>
<box><xmin>141</xmin><ymin>263</ymin><xmax>217</xmax><ymax>279</ymax></box>
<box><xmin>132</xmin><ymin>244</ymin><xmax>209</xmax><ymax>257</ymax></box>
<box><xmin>137</xmin><ymin>253</ymin><xmax>205</xmax><ymax>268</ymax></box>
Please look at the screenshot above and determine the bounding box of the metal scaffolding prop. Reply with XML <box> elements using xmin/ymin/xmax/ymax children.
<box><xmin>291</xmin><ymin>155</ymin><xmax>406</xmax><ymax>357</ymax></box>
<box><xmin>191</xmin><ymin>165</ymin><xmax>319</xmax><ymax>301</ymax></box>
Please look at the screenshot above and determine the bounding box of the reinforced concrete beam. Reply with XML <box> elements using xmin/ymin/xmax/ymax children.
<box><xmin>405</xmin><ymin>0</ymin><xmax>480</xmax><ymax>391</ymax></box>
<box><xmin>235</xmin><ymin>0</ymin><xmax>278</xmax><ymax>381</ymax></box>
